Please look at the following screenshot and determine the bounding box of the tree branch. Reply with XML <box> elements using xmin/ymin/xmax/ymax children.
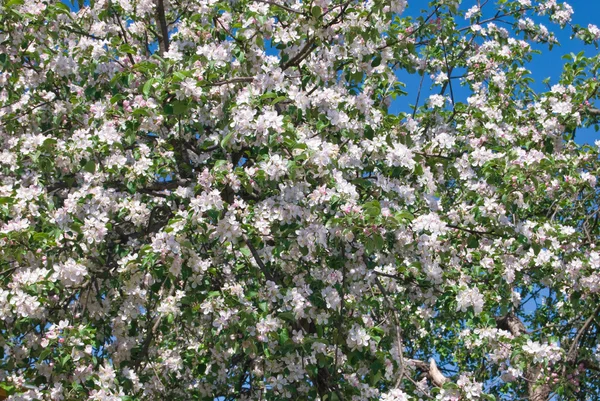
<box><xmin>208</xmin><ymin>77</ymin><xmax>255</xmax><ymax>86</ymax></box>
<box><xmin>496</xmin><ymin>313</ymin><xmax>550</xmax><ymax>401</ymax></box>
<box><xmin>244</xmin><ymin>238</ymin><xmax>276</xmax><ymax>282</ymax></box>
<box><xmin>407</xmin><ymin>358</ymin><xmax>449</xmax><ymax>387</ymax></box>
<box><xmin>567</xmin><ymin>304</ymin><xmax>600</xmax><ymax>363</ymax></box>
<box><xmin>155</xmin><ymin>0</ymin><xmax>170</xmax><ymax>55</ymax></box>
<box><xmin>374</xmin><ymin>276</ymin><xmax>405</xmax><ymax>387</ymax></box>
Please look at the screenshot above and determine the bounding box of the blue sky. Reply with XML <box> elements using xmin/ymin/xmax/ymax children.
<box><xmin>389</xmin><ymin>0</ymin><xmax>600</xmax><ymax>145</ymax></box>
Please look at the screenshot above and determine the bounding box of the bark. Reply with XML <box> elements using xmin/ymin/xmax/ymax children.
<box><xmin>407</xmin><ymin>358</ymin><xmax>448</xmax><ymax>387</ymax></box>
<box><xmin>496</xmin><ymin>313</ymin><xmax>551</xmax><ymax>401</ymax></box>
<box><xmin>155</xmin><ymin>0</ymin><xmax>170</xmax><ymax>55</ymax></box>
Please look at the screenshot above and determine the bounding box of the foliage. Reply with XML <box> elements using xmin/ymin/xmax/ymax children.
<box><xmin>0</xmin><ymin>0</ymin><xmax>599</xmax><ymax>400</ymax></box>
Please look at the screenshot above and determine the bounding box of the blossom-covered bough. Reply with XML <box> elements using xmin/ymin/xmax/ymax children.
<box><xmin>0</xmin><ymin>0</ymin><xmax>599</xmax><ymax>399</ymax></box>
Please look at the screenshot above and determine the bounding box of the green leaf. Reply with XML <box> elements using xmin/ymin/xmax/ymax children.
<box><xmin>467</xmin><ymin>235</ymin><xmax>479</xmax><ymax>248</ymax></box>
<box><xmin>394</xmin><ymin>210</ymin><xmax>414</xmax><ymax>222</ymax></box>
<box><xmin>370</xmin><ymin>370</ymin><xmax>382</xmax><ymax>385</ymax></box>
<box><xmin>42</xmin><ymin>138</ymin><xmax>58</xmax><ymax>148</ymax></box>
<box><xmin>172</xmin><ymin>100</ymin><xmax>189</xmax><ymax>115</ymax></box>
<box><xmin>278</xmin><ymin>312</ymin><xmax>295</xmax><ymax>321</ymax></box>
<box><xmin>371</xmin><ymin>55</ymin><xmax>382</xmax><ymax>68</ymax></box>
<box><xmin>279</xmin><ymin>328</ymin><xmax>289</xmax><ymax>344</ymax></box>
<box><xmin>272</xmin><ymin>96</ymin><xmax>288</xmax><ymax>105</ymax></box>
<box><xmin>83</xmin><ymin>160</ymin><xmax>96</xmax><ymax>173</ymax></box>
<box><xmin>173</xmin><ymin>71</ymin><xmax>188</xmax><ymax>82</ymax></box>
<box><xmin>5</xmin><ymin>0</ymin><xmax>25</xmax><ymax>7</ymax></box>
<box><xmin>39</xmin><ymin>348</ymin><xmax>52</xmax><ymax>360</ymax></box>
<box><xmin>143</xmin><ymin>78</ymin><xmax>156</xmax><ymax>97</ymax></box>
<box><xmin>363</xmin><ymin>200</ymin><xmax>381</xmax><ymax>217</ymax></box>
<box><xmin>134</xmin><ymin>61</ymin><xmax>158</xmax><ymax>73</ymax></box>
<box><xmin>220</xmin><ymin>132</ymin><xmax>234</xmax><ymax>148</ymax></box>
<box><xmin>54</xmin><ymin>2</ymin><xmax>71</xmax><ymax>11</ymax></box>
<box><xmin>110</xmin><ymin>94</ymin><xmax>126</xmax><ymax>104</ymax></box>
<box><xmin>119</xmin><ymin>44</ymin><xmax>136</xmax><ymax>55</ymax></box>
<box><xmin>60</xmin><ymin>354</ymin><xmax>71</xmax><ymax>367</ymax></box>
<box><xmin>442</xmin><ymin>381</ymin><xmax>459</xmax><ymax>390</ymax></box>
<box><xmin>312</xmin><ymin>6</ymin><xmax>322</xmax><ymax>18</ymax></box>
<box><xmin>328</xmin><ymin>392</ymin><xmax>340</xmax><ymax>401</ymax></box>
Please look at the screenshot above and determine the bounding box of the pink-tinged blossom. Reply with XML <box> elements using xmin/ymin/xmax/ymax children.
<box><xmin>321</xmin><ymin>286</ymin><xmax>341</xmax><ymax>310</ymax></box>
<box><xmin>256</xmin><ymin>316</ymin><xmax>281</xmax><ymax>342</ymax></box>
<box><xmin>215</xmin><ymin>212</ymin><xmax>243</xmax><ymax>243</ymax></box>
<box><xmin>386</xmin><ymin>143</ymin><xmax>415</xmax><ymax>170</ymax></box>
<box><xmin>0</xmin><ymin>218</ymin><xmax>30</xmax><ymax>233</ymax></box>
<box><xmin>456</xmin><ymin>286</ymin><xmax>484</xmax><ymax>315</ymax></box>
<box><xmin>501</xmin><ymin>366</ymin><xmax>523</xmax><ymax>382</ymax></box>
<box><xmin>260</xmin><ymin>154</ymin><xmax>288</xmax><ymax>181</ymax></box>
<box><xmin>54</xmin><ymin>259</ymin><xmax>88</xmax><ymax>287</ymax></box>
<box><xmin>7</xmin><ymin>289</ymin><xmax>41</xmax><ymax>319</ymax></box>
<box><xmin>428</xmin><ymin>94</ymin><xmax>447</xmax><ymax>108</ymax></box>
<box><xmin>151</xmin><ymin>231</ymin><xmax>182</xmax><ymax>255</ymax></box>
<box><xmin>412</xmin><ymin>213</ymin><xmax>448</xmax><ymax>236</ymax></box>
<box><xmin>381</xmin><ymin>388</ymin><xmax>410</xmax><ymax>401</ymax></box>
<box><xmin>551</xmin><ymin>100</ymin><xmax>572</xmax><ymax>115</ymax></box>
<box><xmin>588</xmin><ymin>24</ymin><xmax>600</xmax><ymax>40</ymax></box>
<box><xmin>522</xmin><ymin>340</ymin><xmax>562</xmax><ymax>363</ymax></box>
<box><xmin>347</xmin><ymin>324</ymin><xmax>371</xmax><ymax>350</ymax></box>
<box><xmin>190</xmin><ymin>190</ymin><xmax>224</xmax><ymax>215</ymax></box>
<box><xmin>82</xmin><ymin>213</ymin><xmax>109</xmax><ymax>244</ymax></box>
<box><xmin>96</xmin><ymin>123</ymin><xmax>121</xmax><ymax>145</ymax></box>
<box><xmin>457</xmin><ymin>374</ymin><xmax>483</xmax><ymax>399</ymax></box>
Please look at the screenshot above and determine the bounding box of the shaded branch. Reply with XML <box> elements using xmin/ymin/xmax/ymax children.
<box><xmin>208</xmin><ymin>77</ymin><xmax>255</xmax><ymax>86</ymax></box>
<box><xmin>374</xmin><ymin>277</ymin><xmax>405</xmax><ymax>387</ymax></box>
<box><xmin>155</xmin><ymin>0</ymin><xmax>170</xmax><ymax>55</ymax></box>
<box><xmin>567</xmin><ymin>304</ymin><xmax>600</xmax><ymax>363</ymax></box>
<box><xmin>496</xmin><ymin>313</ymin><xmax>550</xmax><ymax>401</ymax></box>
<box><xmin>244</xmin><ymin>239</ymin><xmax>276</xmax><ymax>283</ymax></box>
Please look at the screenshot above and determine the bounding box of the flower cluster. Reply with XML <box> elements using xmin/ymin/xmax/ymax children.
<box><xmin>0</xmin><ymin>0</ymin><xmax>599</xmax><ymax>400</ymax></box>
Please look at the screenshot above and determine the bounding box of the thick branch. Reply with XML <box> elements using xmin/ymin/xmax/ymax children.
<box><xmin>155</xmin><ymin>0</ymin><xmax>170</xmax><ymax>55</ymax></box>
<box><xmin>496</xmin><ymin>313</ymin><xmax>550</xmax><ymax>401</ymax></box>
<box><xmin>495</xmin><ymin>313</ymin><xmax>528</xmax><ymax>336</ymax></box>
<box><xmin>374</xmin><ymin>277</ymin><xmax>405</xmax><ymax>387</ymax></box>
<box><xmin>587</xmin><ymin>107</ymin><xmax>600</xmax><ymax>116</ymax></box>
<box><xmin>407</xmin><ymin>358</ymin><xmax>448</xmax><ymax>387</ymax></box>
<box><xmin>134</xmin><ymin>284</ymin><xmax>175</xmax><ymax>371</ymax></box>
<box><xmin>281</xmin><ymin>38</ymin><xmax>315</xmax><ymax>70</ymax></box>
